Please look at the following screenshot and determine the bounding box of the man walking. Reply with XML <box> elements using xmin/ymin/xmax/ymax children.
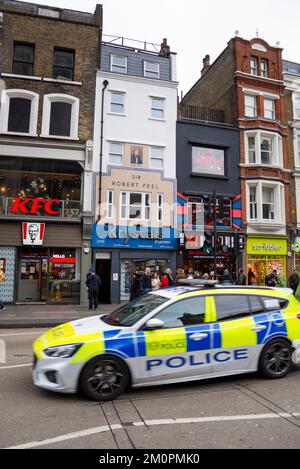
<box><xmin>86</xmin><ymin>268</ymin><xmax>102</xmax><ymax>311</ymax></box>
<box><xmin>289</xmin><ymin>270</ymin><xmax>299</xmax><ymax>296</ymax></box>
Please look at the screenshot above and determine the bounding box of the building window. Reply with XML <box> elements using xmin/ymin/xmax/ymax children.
<box><xmin>41</xmin><ymin>94</ymin><xmax>79</xmax><ymax>139</ymax></box>
<box><xmin>245</xmin><ymin>95</ymin><xmax>257</xmax><ymax>117</ymax></box>
<box><xmin>294</xmin><ymin>96</ymin><xmax>300</xmax><ymax>120</ymax></box>
<box><xmin>249</xmin><ymin>187</ymin><xmax>258</xmax><ymax>220</ymax></box>
<box><xmin>53</xmin><ymin>48</ymin><xmax>75</xmax><ymax>80</ymax></box>
<box><xmin>0</xmin><ymin>89</ymin><xmax>39</xmax><ymax>135</ymax></box>
<box><xmin>192</xmin><ymin>146</ymin><xmax>225</xmax><ymax>177</ymax></box>
<box><xmin>261</xmin><ymin>60</ymin><xmax>268</xmax><ymax>78</ymax></box>
<box><xmin>107</xmin><ymin>190</ymin><xmax>114</xmax><ymax>218</ymax></box>
<box><xmin>262</xmin><ymin>187</ymin><xmax>275</xmax><ymax>220</ymax></box>
<box><xmin>144</xmin><ymin>61</ymin><xmax>160</xmax><ymax>79</ymax></box>
<box><xmin>108</xmin><ymin>142</ymin><xmax>123</xmax><ymax>165</ymax></box>
<box><xmin>157</xmin><ymin>194</ymin><xmax>163</xmax><ymax>222</ymax></box>
<box><xmin>250</xmin><ymin>57</ymin><xmax>258</xmax><ymax>75</ymax></box>
<box><xmin>264</xmin><ymin>98</ymin><xmax>275</xmax><ymax>120</ymax></box>
<box><xmin>247</xmin><ymin>181</ymin><xmax>284</xmax><ymax>225</ymax></box>
<box><xmin>120</xmin><ymin>192</ymin><xmax>151</xmax><ymax>220</ymax></box>
<box><xmin>110</xmin><ymin>92</ymin><xmax>125</xmax><ymax>114</ymax></box>
<box><xmin>12</xmin><ymin>43</ymin><xmax>35</xmax><ymax>76</ymax></box>
<box><xmin>150</xmin><ymin>97</ymin><xmax>165</xmax><ymax>119</ymax></box>
<box><xmin>150</xmin><ymin>147</ymin><xmax>164</xmax><ymax>169</ymax></box>
<box><xmin>245</xmin><ymin>131</ymin><xmax>282</xmax><ymax>167</ymax></box>
<box><xmin>110</xmin><ymin>55</ymin><xmax>127</xmax><ymax>74</ymax></box>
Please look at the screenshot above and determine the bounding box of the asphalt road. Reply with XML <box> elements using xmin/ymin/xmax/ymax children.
<box><xmin>1</xmin><ymin>328</ymin><xmax>300</xmax><ymax>449</ymax></box>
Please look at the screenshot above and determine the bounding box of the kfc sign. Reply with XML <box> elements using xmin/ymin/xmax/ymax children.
<box><xmin>10</xmin><ymin>198</ymin><xmax>61</xmax><ymax>216</ymax></box>
<box><xmin>22</xmin><ymin>223</ymin><xmax>45</xmax><ymax>245</ymax></box>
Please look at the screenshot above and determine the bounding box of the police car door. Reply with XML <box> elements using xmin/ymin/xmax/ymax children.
<box><xmin>137</xmin><ymin>295</ymin><xmax>213</xmax><ymax>383</ymax></box>
<box><xmin>210</xmin><ymin>294</ymin><xmax>258</xmax><ymax>376</ymax></box>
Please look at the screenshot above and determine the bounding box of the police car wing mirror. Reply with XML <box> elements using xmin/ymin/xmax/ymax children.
<box><xmin>144</xmin><ymin>318</ymin><xmax>165</xmax><ymax>330</ymax></box>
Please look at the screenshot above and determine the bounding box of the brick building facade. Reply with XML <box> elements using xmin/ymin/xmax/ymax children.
<box><xmin>182</xmin><ymin>36</ymin><xmax>293</xmax><ymax>285</ymax></box>
<box><xmin>0</xmin><ymin>0</ymin><xmax>102</xmax><ymax>305</ymax></box>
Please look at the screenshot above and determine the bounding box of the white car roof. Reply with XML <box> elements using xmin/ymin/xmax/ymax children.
<box><xmin>150</xmin><ymin>287</ymin><xmax>196</xmax><ymax>299</ymax></box>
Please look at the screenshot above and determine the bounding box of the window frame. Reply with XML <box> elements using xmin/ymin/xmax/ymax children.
<box><xmin>107</xmin><ymin>190</ymin><xmax>114</xmax><ymax>219</ymax></box>
<box><xmin>41</xmin><ymin>93</ymin><xmax>79</xmax><ymax>140</ymax></box>
<box><xmin>110</xmin><ymin>54</ymin><xmax>128</xmax><ymax>74</ymax></box>
<box><xmin>246</xmin><ymin>180</ymin><xmax>285</xmax><ymax>225</ymax></box>
<box><xmin>110</xmin><ymin>91</ymin><xmax>125</xmax><ymax>115</ymax></box>
<box><xmin>12</xmin><ymin>42</ymin><xmax>35</xmax><ymax>76</ymax></box>
<box><xmin>157</xmin><ymin>193</ymin><xmax>164</xmax><ymax>223</ymax></box>
<box><xmin>250</xmin><ymin>57</ymin><xmax>258</xmax><ymax>76</ymax></box>
<box><xmin>120</xmin><ymin>191</ymin><xmax>151</xmax><ymax>221</ymax></box>
<box><xmin>150</xmin><ymin>96</ymin><xmax>165</xmax><ymax>120</ymax></box>
<box><xmin>260</xmin><ymin>59</ymin><xmax>268</xmax><ymax>78</ymax></box>
<box><xmin>245</xmin><ymin>94</ymin><xmax>257</xmax><ymax>117</ymax></box>
<box><xmin>144</xmin><ymin>61</ymin><xmax>160</xmax><ymax>79</ymax></box>
<box><xmin>108</xmin><ymin>142</ymin><xmax>123</xmax><ymax>166</ymax></box>
<box><xmin>245</xmin><ymin>130</ymin><xmax>282</xmax><ymax>167</ymax></box>
<box><xmin>0</xmin><ymin>89</ymin><xmax>39</xmax><ymax>136</ymax></box>
<box><xmin>150</xmin><ymin>146</ymin><xmax>164</xmax><ymax>169</ymax></box>
<box><xmin>150</xmin><ymin>296</ymin><xmax>207</xmax><ymax>329</ymax></box>
<box><xmin>264</xmin><ymin>98</ymin><xmax>275</xmax><ymax>120</ymax></box>
<box><xmin>53</xmin><ymin>48</ymin><xmax>75</xmax><ymax>81</ymax></box>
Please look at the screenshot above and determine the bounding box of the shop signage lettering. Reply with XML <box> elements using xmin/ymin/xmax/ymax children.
<box><xmin>111</xmin><ymin>181</ymin><xmax>160</xmax><ymax>190</ymax></box>
<box><xmin>252</xmin><ymin>243</ymin><xmax>281</xmax><ymax>252</ymax></box>
<box><xmin>10</xmin><ymin>198</ymin><xmax>61</xmax><ymax>216</ymax></box>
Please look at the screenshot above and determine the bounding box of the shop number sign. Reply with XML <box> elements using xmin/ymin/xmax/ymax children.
<box><xmin>10</xmin><ymin>198</ymin><xmax>61</xmax><ymax>215</ymax></box>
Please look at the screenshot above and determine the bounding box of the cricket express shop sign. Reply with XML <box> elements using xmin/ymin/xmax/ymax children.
<box><xmin>10</xmin><ymin>197</ymin><xmax>61</xmax><ymax>216</ymax></box>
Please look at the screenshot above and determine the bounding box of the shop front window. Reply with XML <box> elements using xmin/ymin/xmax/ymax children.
<box><xmin>247</xmin><ymin>256</ymin><xmax>286</xmax><ymax>286</ymax></box>
<box><xmin>48</xmin><ymin>248</ymin><xmax>80</xmax><ymax>303</ymax></box>
<box><xmin>120</xmin><ymin>259</ymin><xmax>168</xmax><ymax>301</ymax></box>
<box><xmin>0</xmin><ymin>156</ymin><xmax>82</xmax><ymax>219</ymax></box>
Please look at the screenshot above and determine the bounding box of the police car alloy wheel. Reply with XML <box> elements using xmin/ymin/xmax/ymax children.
<box><xmin>259</xmin><ymin>339</ymin><xmax>292</xmax><ymax>379</ymax></box>
<box><xmin>79</xmin><ymin>355</ymin><xmax>130</xmax><ymax>401</ymax></box>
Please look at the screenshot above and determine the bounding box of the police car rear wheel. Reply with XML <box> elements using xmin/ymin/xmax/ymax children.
<box><xmin>80</xmin><ymin>355</ymin><xmax>130</xmax><ymax>401</ymax></box>
<box><xmin>259</xmin><ymin>339</ymin><xmax>292</xmax><ymax>379</ymax></box>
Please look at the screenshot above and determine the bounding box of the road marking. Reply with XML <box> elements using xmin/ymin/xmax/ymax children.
<box><xmin>6</xmin><ymin>412</ymin><xmax>300</xmax><ymax>449</ymax></box>
<box><xmin>0</xmin><ymin>363</ymin><xmax>32</xmax><ymax>370</ymax></box>
<box><xmin>0</xmin><ymin>331</ymin><xmax>46</xmax><ymax>337</ymax></box>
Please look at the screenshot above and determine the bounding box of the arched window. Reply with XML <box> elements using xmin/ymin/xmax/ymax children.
<box><xmin>41</xmin><ymin>94</ymin><xmax>79</xmax><ymax>139</ymax></box>
<box><xmin>0</xmin><ymin>89</ymin><xmax>39</xmax><ymax>135</ymax></box>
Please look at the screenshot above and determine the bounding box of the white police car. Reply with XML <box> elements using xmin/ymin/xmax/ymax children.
<box><xmin>33</xmin><ymin>285</ymin><xmax>300</xmax><ymax>400</ymax></box>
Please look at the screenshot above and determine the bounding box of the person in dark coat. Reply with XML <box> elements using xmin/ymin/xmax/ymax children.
<box><xmin>140</xmin><ymin>267</ymin><xmax>152</xmax><ymax>295</ymax></box>
<box><xmin>130</xmin><ymin>273</ymin><xmax>143</xmax><ymax>301</ymax></box>
<box><xmin>86</xmin><ymin>269</ymin><xmax>102</xmax><ymax>311</ymax></box>
<box><xmin>289</xmin><ymin>270</ymin><xmax>299</xmax><ymax>296</ymax></box>
<box><xmin>220</xmin><ymin>269</ymin><xmax>233</xmax><ymax>285</ymax></box>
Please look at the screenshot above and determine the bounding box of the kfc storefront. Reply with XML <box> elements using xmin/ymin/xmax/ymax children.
<box><xmin>0</xmin><ymin>157</ymin><xmax>83</xmax><ymax>304</ymax></box>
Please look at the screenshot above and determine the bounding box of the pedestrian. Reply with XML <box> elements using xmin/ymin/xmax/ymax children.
<box><xmin>151</xmin><ymin>271</ymin><xmax>161</xmax><ymax>291</ymax></box>
<box><xmin>248</xmin><ymin>268</ymin><xmax>257</xmax><ymax>286</ymax></box>
<box><xmin>289</xmin><ymin>270</ymin><xmax>299</xmax><ymax>296</ymax></box>
<box><xmin>140</xmin><ymin>267</ymin><xmax>152</xmax><ymax>295</ymax></box>
<box><xmin>174</xmin><ymin>268</ymin><xmax>186</xmax><ymax>286</ymax></box>
<box><xmin>0</xmin><ymin>300</ymin><xmax>5</xmax><ymax>312</ymax></box>
<box><xmin>161</xmin><ymin>268</ymin><xmax>173</xmax><ymax>288</ymax></box>
<box><xmin>203</xmin><ymin>273</ymin><xmax>210</xmax><ymax>280</ymax></box>
<box><xmin>86</xmin><ymin>268</ymin><xmax>102</xmax><ymax>311</ymax></box>
<box><xmin>277</xmin><ymin>271</ymin><xmax>287</xmax><ymax>288</ymax></box>
<box><xmin>220</xmin><ymin>269</ymin><xmax>233</xmax><ymax>285</ymax></box>
<box><xmin>130</xmin><ymin>272</ymin><xmax>143</xmax><ymax>301</ymax></box>
<box><xmin>265</xmin><ymin>270</ymin><xmax>278</xmax><ymax>287</ymax></box>
<box><xmin>237</xmin><ymin>268</ymin><xmax>247</xmax><ymax>285</ymax></box>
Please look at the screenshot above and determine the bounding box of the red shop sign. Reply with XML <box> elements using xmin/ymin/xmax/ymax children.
<box><xmin>10</xmin><ymin>198</ymin><xmax>61</xmax><ymax>215</ymax></box>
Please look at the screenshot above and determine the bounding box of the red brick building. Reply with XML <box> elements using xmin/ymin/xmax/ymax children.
<box><xmin>182</xmin><ymin>36</ymin><xmax>292</xmax><ymax>285</ymax></box>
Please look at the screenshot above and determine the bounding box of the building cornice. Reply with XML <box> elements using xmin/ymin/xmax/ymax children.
<box><xmin>97</xmin><ymin>70</ymin><xmax>178</xmax><ymax>89</ymax></box>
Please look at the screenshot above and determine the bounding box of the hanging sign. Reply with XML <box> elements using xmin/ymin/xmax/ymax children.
<box><xmin>22</xmin><ymin>223</ymin><xmax>46</xmax><ymax>246</ymax></box>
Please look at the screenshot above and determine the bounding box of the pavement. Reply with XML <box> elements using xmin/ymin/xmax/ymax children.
<box><xmin>0</xmin><ymin>303</ymin><xmax>123</xmax><ymax>328</ymax></box>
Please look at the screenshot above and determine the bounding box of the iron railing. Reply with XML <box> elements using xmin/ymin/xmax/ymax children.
<box><xmin>178</xmin><ymin>104</ymin><xmax>226</xmax><ymax>124</ymax></box>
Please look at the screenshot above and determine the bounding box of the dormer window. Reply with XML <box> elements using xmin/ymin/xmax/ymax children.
<box><xmin>110</xmin><ymin>55</ymin><xmax>127</xmax><ymax>74</ymax></box>
<box><xmin>144</xmin><ymin>61</ymin><xmax>160</xmax><ymax>79</ymax></box>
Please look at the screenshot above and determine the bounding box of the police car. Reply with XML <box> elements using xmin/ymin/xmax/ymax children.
<box><xmin>33</xmin><ymin>284</ymin><xmax>300</xmax><ymax>401</ymax></box>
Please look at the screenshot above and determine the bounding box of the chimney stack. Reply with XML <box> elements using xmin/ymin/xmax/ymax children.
<box><xmin>201</xmin><ymin>54</ymin><xmax>210</xmax><ymax>76</ymax></box>
<box><xmin>159</xmin><ymin>38</ymin><xmax>170</xmax><ymax>57</ymax></box>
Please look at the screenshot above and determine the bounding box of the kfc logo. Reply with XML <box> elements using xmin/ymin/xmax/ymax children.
<box><xmin>22</xmin><ymin>223</ymin><xmax>45</xmax><ymax>245</ymax></box>
<box><xmin>10</xmin><ymin>198</ymin><xmax>61</xmax><ymax>216</ymax></box>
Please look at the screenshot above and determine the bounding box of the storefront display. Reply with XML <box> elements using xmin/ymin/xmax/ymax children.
<box><xmin>120</xmin><ymin>258</ymin><xmax>167</xmax><ymax>301</ymax></box>
<box><xmin>0</xmin><ymin>247</ymin><xmax>16</xmax><ymax>302</ymax></box>
<box><xmin>246</xmin><ymin>236</ymin><xmax>287</xmax><ymax>286</ymax></box>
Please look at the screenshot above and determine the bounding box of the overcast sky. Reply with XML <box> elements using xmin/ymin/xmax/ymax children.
<box><xmin>24</xmin><ymin>0</ymin><xmax>300</xmax><ymax>96</ymax></box>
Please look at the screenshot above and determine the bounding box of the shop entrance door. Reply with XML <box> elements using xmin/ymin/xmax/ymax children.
<box><xmin>18</xmin><ymin>249</ymin><xmax>48</xmax><ymax>302</ymax></box>
<box><xmin>96</xmin><ymin>259</ymin><xmax>111</xmax><ymax>304</ymax></box>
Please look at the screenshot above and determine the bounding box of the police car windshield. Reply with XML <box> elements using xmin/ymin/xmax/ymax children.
<box><xmin>101</xmin><ymin>295</ymin><xmax>168</xmax><ymax>327</ymax></box>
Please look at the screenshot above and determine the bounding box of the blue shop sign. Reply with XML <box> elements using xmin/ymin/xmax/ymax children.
<box><xmin>92</xmin><ymin>225</ymin><xmax>178</xmax><ymax>250</ymax></box>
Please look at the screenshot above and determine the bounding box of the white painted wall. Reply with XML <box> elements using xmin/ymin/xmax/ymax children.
<box><xmin>93</xmin><ymin>71</ymin><xmax>178</xmax><ymax>179</ymax></box>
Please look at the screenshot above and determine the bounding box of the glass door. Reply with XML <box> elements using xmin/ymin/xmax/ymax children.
<box><xmin>18</xmin><ymin>257</ymin><xmax>42</xmax><ymax>302</ymax></box>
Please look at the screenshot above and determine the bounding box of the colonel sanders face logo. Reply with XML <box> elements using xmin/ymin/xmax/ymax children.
<box><xmin>28</xmin><ymin>224</ymin><xmax>39</xmax><ymax>243</ymax></box>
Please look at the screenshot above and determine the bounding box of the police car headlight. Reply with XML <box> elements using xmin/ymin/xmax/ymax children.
<box><xmin>44</xmin><ymin>344</ymin><xmax>82</xmax><ymax>358</ymax></box>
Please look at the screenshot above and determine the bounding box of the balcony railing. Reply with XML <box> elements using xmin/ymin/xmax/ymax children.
<box><xmin>178</xmin><ymin>104</ymin><xmax>226</xmax><ymax>124</ymax></box>
<box><xmin>0</xmin><ymin>197</ymin><xmax>82</xmax><ymax>220</ymax></box>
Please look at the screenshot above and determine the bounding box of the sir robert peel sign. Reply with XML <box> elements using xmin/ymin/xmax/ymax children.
<box><xmin>10</xmin><ymin>197</ymin><xmax>62</xmax><ymax>216</ymax></box>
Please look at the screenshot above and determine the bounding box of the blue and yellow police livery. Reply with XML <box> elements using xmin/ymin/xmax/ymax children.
<box><xmin>33</xmin><ymin>285</ymin><xmax>300</xmax><ymax>400</ymax></box>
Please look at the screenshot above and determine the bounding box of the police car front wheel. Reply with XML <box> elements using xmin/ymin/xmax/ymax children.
<box><xmin>259</xmin><ymin>339</ymin><xmax>292</xmax><ymax>379</ymax></box>
<box><xmin>79</xmin><ymin>355</ymin><xmax>130</xmax><ymax>401</ymax></box>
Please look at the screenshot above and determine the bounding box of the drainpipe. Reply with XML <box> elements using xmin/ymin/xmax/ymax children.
<box><xmin>97</xmin><ymin>79</ymin><xmax>109</xmax><ymax>222</ymax></box>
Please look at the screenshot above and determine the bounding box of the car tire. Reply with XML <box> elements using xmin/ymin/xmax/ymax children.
<box><xmin>79</xmin><ymin>355</ymin><xmax>130</xmax><ymax>401</ymax></box>
<box><xmin>259</xmin><ymin>338</ymin><xmax>292</xmax><ymax>379</ymax></box>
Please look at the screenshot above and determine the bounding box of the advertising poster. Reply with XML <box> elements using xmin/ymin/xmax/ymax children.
<box><xmin>192</xmin><ymin>146</ymin><xmax>225</xmax><ymax>176</ymax></box>
<box><xmin>0</xmin><ymin>258</ymin><xmax>6</xmax><ymax>282</ymax></box>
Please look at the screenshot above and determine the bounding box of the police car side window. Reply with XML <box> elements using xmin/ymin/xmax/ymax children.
<box><xmin>214</xmin><ymin>295</ymin><xmax>251</xmax><ymax>322</ymax></box>
<box><xmin>258</xmin><ymin>296</ymin><xmax>289</xmax><ymax>312</ymax></box>
<box><xmin>154</xmin><ymin>297</ymin><xmax>206</xmax><ymax>329</ymax></box>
